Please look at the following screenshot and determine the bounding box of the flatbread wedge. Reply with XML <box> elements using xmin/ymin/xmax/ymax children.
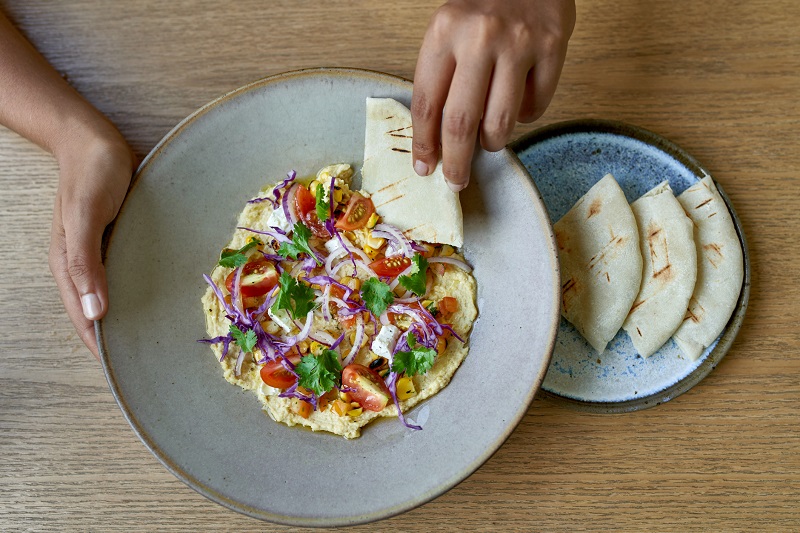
<box><xmin>555</xmin><ymin>174</ymin><xmax>643</xmax><ymax>353</ymax></box>
<box><xmin>672</xmin><ymin>176</ymin><xmax>743</xmax><ymax>360</ymax></box>
<box><xmin>361</xmin><ymin>97</ymin><xmax>463</xmax><ymax>247</ymax></box>
<box><xmin>622</xmin><ymin>181</ymin><xmax>697</xmax><ymax>357</ymax></box>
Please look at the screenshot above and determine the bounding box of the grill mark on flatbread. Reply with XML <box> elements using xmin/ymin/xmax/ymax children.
<box><xmin>695</xmin><ymin>198</ymin><xmax>713</xmax><ymax>209</ymax></box>
<box><xmin>376</xmin><ymin>177</ymin><xmax>410</xmax><ymax>194</ymax></box>
<box><xmin>385</xmin><ymin>115</ymin><xmax>395</xmax><ymax>119</ymax></box>
<box><xmin>683</xmin><ymin>299</ymin><xmax>705</xmax><ymax>323</ymax></box>
<box><xmin>374</xmin><ymin>194</ymin><xmax>404</xmax><ymax>208</ymax></box>
<box><xmin>606</xmin><ymin>272</ymin><xmax>611</xmax><ymax>282</ymax></box>
<box><xmin>561</xmin><ymin>277</ymin><xmax>579</xmax><ymax>313</ymax></box>
<box><xmin>647</xmin><ymin>221</ymin><xmax>674</xmax><ymax>282</ymax></box>
<box><xmin>587</xmin><ymin>198</ymin><xmax>602</xmax><ymax>219</ymax></box>
<box><xmin>386</xmin><ymin>125</ymin><xmax>410</xmax><ymax>133</ymax></box>
<box><xmin>391</xmin><ymin>147</ymin><xmax>411</xmax><ymax>153</ymax></box>
<box><xmin>587</xmin><ymin>235</ymin><xmax>626</xmax><ymax>271</ymax></box>
<box><xmin>703</xmin><ymin>242</ymin><xmax>724</xmax><ymax>268</ymax></box>
<box><xmin>708</xmin><ymin>212</ymin><xmax>717</xmax><ymax>218</ymax></box>
<box><xmin>629</xmin><ymin>298</ymin><xmax>646</xmax><ymax>313</ymax></box>
<box><xmin>636</xmin><ymin>327</ymin><xmax>643</xmax><ymax>337</ymax></box>
<box><xmin>390</xmin><ymin>133</ymin><xmax>413</xmax><ymax>138</ymax></box>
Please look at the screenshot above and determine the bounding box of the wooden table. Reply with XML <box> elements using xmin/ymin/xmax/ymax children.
<box><xmin>2</xmin><ymin>1</ymin><xmax>798</xmax><ymax>530</ymax></box>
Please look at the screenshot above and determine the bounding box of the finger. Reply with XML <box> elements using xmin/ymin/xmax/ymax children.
<box><xmin>411</xmin><ymin>27</ymin><xmax>456</xmax><ymax>177</ymax></box>
<box><xmin>480</xmin><ymin>57</ymin><xmax>530</xmax><ymax>152</ymax></box>
<box><xmin>440</xmin><ymin>55</ymin><xmax>493</xmax><ymax>191</ymax></box>
<box><xmin>49</xmin><ymin>195</ymin><xmax>100</xmax><ymax>359</ymax></box>
<box><xmin>518</xmin><ymin>53</ymin><xmax>567</xmax><ymax>123</ymax></box>
<box><xmin>60</xmin><ymin>191</ymin><xmax>110</xmax><ymax>324</ymax></box>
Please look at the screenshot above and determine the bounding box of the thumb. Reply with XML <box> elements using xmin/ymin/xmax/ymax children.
<box><xmin>62</xmin><ymin>200</ymin><xmax>109</xmax><ymax>321</ymax></box>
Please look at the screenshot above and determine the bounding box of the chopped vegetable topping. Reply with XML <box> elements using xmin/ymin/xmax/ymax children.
<box><xmin>229</xmin><ymin>324</ymin><xmax>257</xmax><ymax>354</ymax></box>
<box><xmin>391</xmin><ymin>332</ymin><xmax>436</xmax><ymax>376</ymax></box>
<box><xmin>361</xmin><ymin>277</ymin><xmax>395</xmax><ymax>317</ymax></box>
<box><xmin>398</xmin><ymin>253</ymin><xmax>429</xmax><ymax>296</ymax></box>
<box><xmin>296</xmin><ymin>349</ymin><xmax>342</xmax><ymax>396</ymax></box>
<box><xmin>315</xmin><ymin>183</ymin><xmax>330</xmax><ymax>222</ymax></box>
<box><xmin>218</xmin><ymin>239</ymin><xmax>260</xmax><ymax>268</ymax></box>
<box><xmin>277</xmin><ymin>222</ymin><xmax>322</xmax><ymax>265</ymax></box>
<box><xmin>271</xmin><ymin>271</ymin><xmax>317</xmax><ymax>319</ymax></box>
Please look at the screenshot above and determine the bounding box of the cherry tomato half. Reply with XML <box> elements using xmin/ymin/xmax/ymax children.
<box><xmin>295</xmin><ymin>185</ymin><xmax>331</xmax><ymax>238</ymax></box>
<box><xmin>260</xmin><ymin>353</ymin><xmax>301</xmax><ymax>389</ymax></box>
<box><xmin>335</xmin><ymin>193</ymin><xmax>375</xmax><ymax>231</ymax></box>
<box><xmin>225</xmin><ymin>257</ymin><xmax>279</xmax><ymax>298</ymax></box>
<box><xmin>369</xmin><ymin>256</ymin><xmax>412</xmax><ymax>277</ymax></box>
<box><xmin>342</xmin><ymin>364</ymin><xmax>391</xmax><ymax>412</ymax></box>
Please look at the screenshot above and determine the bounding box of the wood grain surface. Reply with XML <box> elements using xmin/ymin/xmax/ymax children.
<box><xmin>1</xmin><ymin>0</ymin><xmax>798</xmax><ymax>530</ymax></box>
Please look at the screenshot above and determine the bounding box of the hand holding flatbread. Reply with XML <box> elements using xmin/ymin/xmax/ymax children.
<box><xmin>361</xmin><ymin>98</ymin><xmax>463</xmax><ymax>247</ymax></box>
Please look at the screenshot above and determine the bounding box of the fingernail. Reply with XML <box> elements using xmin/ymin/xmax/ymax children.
<box><xmin>81</xmin><ymin>293</ymin><xmax>102</xmax><ymax>320</ymax></box>
<box><xmin>414</xmin><ymin>160</ymin><xmax>429</xmax><ymax>176</ymax></box>
<box><xmin>447</xmin><ymin>180</ymin><xmax>466</xmax><ymax>193</ymax></box>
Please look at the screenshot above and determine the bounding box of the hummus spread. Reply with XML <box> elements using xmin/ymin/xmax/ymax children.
<box><xmin>201</xmin><ymin>165</ymin><xmax>477</xmax><ymax>438</ymax></box>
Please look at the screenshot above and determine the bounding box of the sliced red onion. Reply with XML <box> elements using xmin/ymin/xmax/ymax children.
<box><xmin>295</xmin><ymin>310</ymin><xmax>315</xmax><ymax>342</ymax></box>
<box><xmin>374</xmin><ymin>223</ymin><xmax>412</xmax><ymax>257</ymax></box>
<box><xmin>321</xmin><ymin>284</ymin><xmax>332</xmax><ymax>321</ymax></box>
<box><xmin>342</xmin><ymin>314</ymin><xmax>364</xmax><ymax>366</ymax></box>
<box><xmin>308</xmin><ymin>330</ymin><xmax>337</xmax><ymax>346</ymax></box>
<box><xmin>282</xmin><ymin>183</ymin><xmax>300</xmax><ymax>226</ymax></box>
<box><xmin>234</xmin><ymin>346</ymin><xmax>246</xmax><ymax>376</ymax></box>
<box><xmin>324</xmin><ymin>247</ymin><xmax>348</xmax><ymax>276</ymax></box>
<box><xmin>428</xmin><ymin>256</ymin><xmax>472</xmax><ymax>273</ymax></box>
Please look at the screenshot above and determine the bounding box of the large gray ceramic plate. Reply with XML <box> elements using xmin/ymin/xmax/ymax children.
<box><xmin>98</xmin><ymin>68</ymin><xmax>560</xmax><ymax>526</ymax></box>
<box><xmin>512</xmin><ymin>119</ymin><xmax>750</xmax><ymax>413</ymax></box>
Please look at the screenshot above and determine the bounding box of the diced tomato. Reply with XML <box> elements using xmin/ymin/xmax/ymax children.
<box><xmin>342</xmin><ymin>364</ymin><xmax>391</xmax><ymax>412</ymax></box>
<box><xmin>438</xmin><ymin>296</ymin><xmax>459</xmax><ymax>315</ymax></box>
<box><xmin>329</xmin><ymin>284</ymin><xmax>347</xmax><ymax>300</ymax></box>
<box><xmin>369</xmin><ymin>256</ymin><xmax>412</xmax><ymax>277</ymax></box>
<box><xmin>259</xmin><ymin>353</ymin><xmax>301</xmax><ymax>389</ymax></box>
<box><xmin>295</xmin><ymin>185</ymin><xmax>331</xmax><ymax>238</ymax></box>
<box><xmin>290</xmin><ymin>398</ymin><xmax>313</xmax><ymax>419</ymax></box>
<box><xmin>335</xmin><ymin>193</ymin><xmax>374</xmax><ymax>231</ymax></box>
<box><xmin>225</xmin><ymin>257</ymin><xmax>279</xmax><ymax>298</ymax></box>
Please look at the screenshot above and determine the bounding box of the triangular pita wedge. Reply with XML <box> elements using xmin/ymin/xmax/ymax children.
<box><xmin>672</xmin><ymin>176</ymin><xmax>743</xmax><ymax>360</ymax></box>
<box><xmin>555</xmin><ymin>174</ymin><xmax>643</xmax><ymax>353</ymax></box>
<box><xmin>361</xmin><ymin>98</ymin><xmax>463</xmax><ymax>246</ymax></box>
<box><xmin>622</xmin><ymin>181</ymin><xmax>697</xmax><ymax>357</ymax></box>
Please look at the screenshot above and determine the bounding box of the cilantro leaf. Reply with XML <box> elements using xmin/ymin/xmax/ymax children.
<box><xmin>218</xmin><ymin>239</ymin><xmax>260</xmax><ymax>268</ymax></box>
<box><xmin>398</xmin><ymin>253</ymin><xmax>429</xmax><ymax>296</ymax></box>
<box><xmin>229</xmin><ymin>324</ymin><xmax>258</xmax><ymax>354</ymax></box>
<box><xmin>295</xmin><ymin>349</ymin><xmax>342</xmax><ymax>396</ymax></box>
<box><xmin>277</xmin><ymin>222</ymin><xmax>322</xmax><ymax>265</ymax></box>
<box><xmin>361</xmin><ymin>277</ymin><xmax>394</xmax><ymax>317</ymax></box>
<box><xmin>391</xmin><ymin>333</ymin><xmax>436</xmax><ymax>376</ymax></box>
<box><xmin>315</xmin><ymin>183</ymin><xmax>330</xmax><ymax>222</ymax></box>
<box><xmin>271</xmin><ymin>272</ymin><xmax>317</xmax><ymax>319</ymax></box>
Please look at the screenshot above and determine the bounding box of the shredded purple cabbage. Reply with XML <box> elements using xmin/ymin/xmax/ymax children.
<box><xmin>249</xmin><ymin>170</ymin><xmax>297</xmax><ymax>207</ymax></box>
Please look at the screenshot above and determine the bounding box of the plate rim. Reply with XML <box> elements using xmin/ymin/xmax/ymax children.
<box><xmin>511</xmin><ymin>118</ymin><xmax>751</xmax><ymax>413</ymax></box>
<box><xmin>97</xmin><ymin>67</ymin><xmax>560</xmax><ymax>525</ymax></box>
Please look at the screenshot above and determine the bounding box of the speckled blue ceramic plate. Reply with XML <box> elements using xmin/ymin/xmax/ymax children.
<box><xmin>512</xmin><ymin>119</ymin><xmax>750</xmax><ymax>412</ymax></box>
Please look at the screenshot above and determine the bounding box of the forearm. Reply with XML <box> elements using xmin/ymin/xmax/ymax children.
<box><xmin>0</xmin><ymin>12</ymin><xmax>121</xmax><ymax>158</ymax></box>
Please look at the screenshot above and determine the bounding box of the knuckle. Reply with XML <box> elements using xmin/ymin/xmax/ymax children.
<box><xmin>443</xmin><ymin>111</ymin><xmax>479</xmax><ymax>143</ymax></box>
<box><xmin>412</xmin><ymin>138</ymin><xmax>437</xmax><ymax>158</ymax></box>
<box><xmin>483</xmin><ymin>112</ymin><xmax>514</xmax><ymax>142</ymax></box>
<box><xmin>441</xmin><ymin>163</ymin><xmax>469</xmax><ymax>185</ymax></box>
<box><xmin>67</xmin><ymin>256</ymin><xmax>93</xmax><ymax>281</ymax></box>
<box><xmin>411</xmin><ymin>93</ymin><xmax>437</xmax><ymax>124</ymax></box>
<box><xmin>429</xmin><ymin>4</ymin><xmax>459</xmax><ymax>38</ymax></box>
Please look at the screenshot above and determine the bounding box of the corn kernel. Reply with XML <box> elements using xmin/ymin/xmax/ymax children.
<box><xmin>339</xmin><ymin>391</ymin><xmax>352</xmax><ymax>402</ymax></box>
<box><xmin>332</xmin><ymin>399</ymin><xmax>349</xmax><ymax>416</ymax></box>
<box><xmin>310</xmin><ymin>341</ymin><xmax>324</xmax><ymax>355</ymax></box>
<box><xmin>421</xmin><ymin>299</ymin><xmax>433</xmax><ymax>309</ymax></box>
<box><xmin>297</xmin><ymin>340</ymin><xmax>310</xmax><ymax>354</ymax></box>
<box><xmin>363</xmin><ymin>244</ymin><xmax>380</xmax><ymax>260</ymax></box>
<box><xmin>333</xmin><ymin>187</ymin><xmax>344</xmax><ymax>204</ymax></box>
<box><xmin>365</xmin><ymin>232</ymin><xmax>385</xmax><ymax>250</ymax></box>
<box><xmin>396</xmin><ymin>376</ymin><xmax>417</xmax><ymax>400</ymax></box>
<box><xmin>440</xmin><ymin>244</ymin><xmax>455</xmax><ymax>257</ymax></box>
<box><xmin>364</xmin><ymin>322</ymin><xmax>376</xmax><ymax>336</ymax></box>
<box><xmin>346</xmin><ymin>277</ymin><xmax>362</xmax><ymax>291</ymax></box>
<box><xmin>347</xmin><ymin>407</ymin><xmax>363</xmax><ymax>417</ymax></box>
<box><xmin>436</xmin><ymin>337</ymin><xmax>447</xmax><ymax>355</ymax></box>
<box><xmin>263</xmin><ymin>320</ymin><xmax>280</xmax><ymax>335</ymax></box>
<box><xmin>366</xmin><ymin>212</ymin><xmax>380</xmax><ymax>229</ymax></box>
